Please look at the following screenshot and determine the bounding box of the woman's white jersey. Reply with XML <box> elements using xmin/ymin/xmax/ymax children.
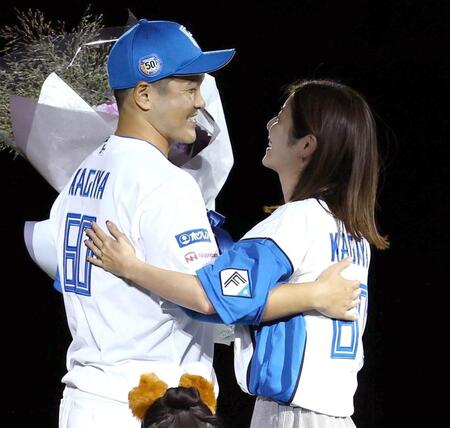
<box><xmin>196</xmin><ymin>199</ymin><xmax>370</xmax><ymax>417</ymax></box>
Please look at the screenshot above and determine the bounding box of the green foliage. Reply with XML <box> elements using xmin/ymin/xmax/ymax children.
<box><xmin>0</xmin><ymin>8</ymin><xmax>111</xmax><ymax>151</ymax></box>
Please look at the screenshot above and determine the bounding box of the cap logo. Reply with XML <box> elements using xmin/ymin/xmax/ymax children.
<box><xmin>139</xmin><ymin>54</ymin><xmax>162</xmax><ymax>77</ymax></box>
<box><xmin>179</xmin><ymin>25</ymin><xmax>200</xmax><ymax>48</ymax></box>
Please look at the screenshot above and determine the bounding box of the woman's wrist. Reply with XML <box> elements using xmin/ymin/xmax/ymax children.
<box><xmin>122</xmin><ymin>256</ymin><xmax>145</xmax><ymax>282</ymax></box>
<box><xmin>308</xmin><ymin>278</ymin><xmax>326</xmax><ymax>313</ymax></box>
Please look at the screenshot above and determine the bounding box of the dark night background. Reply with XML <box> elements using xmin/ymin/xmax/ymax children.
<box><xmin>1</xmin><ymin>1</ymin><xmax>448</xmax><ymax>427</ymax></box>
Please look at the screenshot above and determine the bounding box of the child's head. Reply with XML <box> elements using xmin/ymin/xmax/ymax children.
<box><xmin>129</xmin><ymin>372</ymin><xmax>219</xmax><ymax>428</ymax></box>
<box><xmin>143</xmin><ymin>385</ymin><xmax>218</xmax><ymax>427</ymax></box>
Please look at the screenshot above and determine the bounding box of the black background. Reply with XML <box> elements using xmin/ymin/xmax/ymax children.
<box><xmin>1</xmin><ymin>1</ymin><xmax>448</xmax><ymax>427</ymax></box>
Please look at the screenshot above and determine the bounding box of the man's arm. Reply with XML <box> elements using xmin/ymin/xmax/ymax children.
<box><xmin>24</xmin><ymin>219</ymin><xmax>58</xmax><ymax>279</ymax></box>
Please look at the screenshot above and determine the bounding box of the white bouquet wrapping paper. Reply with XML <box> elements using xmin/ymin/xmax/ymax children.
<box><xmin>22</xmin><ymin>72</ymin><xmax>234</xmax><ymax>278</ymax></box>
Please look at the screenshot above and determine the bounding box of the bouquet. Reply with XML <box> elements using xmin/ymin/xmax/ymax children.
<box><xmin>0</xmin><ymin>8</ymin><xmax>113</xmax><ymax>150</ymax></box>
<box><xmin>0</xmin><ymin>8</ymin><xmax>233</xmax><ymax>208</ymax></box>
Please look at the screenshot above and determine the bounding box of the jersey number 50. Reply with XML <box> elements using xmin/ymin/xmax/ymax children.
<box><xmin>63</xmin><ymin>213</ymin><xmax>96</xmax><ymax>296</ymax></box>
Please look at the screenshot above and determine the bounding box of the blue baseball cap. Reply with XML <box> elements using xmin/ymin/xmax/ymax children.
<box><xmin>107</xmin><ymin>19</ymin><xmax>235</xmax><ymax>89</ymax></box>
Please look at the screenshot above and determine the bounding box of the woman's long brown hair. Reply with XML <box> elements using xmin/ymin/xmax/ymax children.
<box><xmin>287</xmin><ymin>79</ymin><xmax>389</xmax><ymax>250</ymax></box>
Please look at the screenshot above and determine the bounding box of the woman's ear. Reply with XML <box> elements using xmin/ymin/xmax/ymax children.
<box><xmin>132</xmin><ymin>82</ymin><xmax>152</xmax><ymax>111</ymax></box>
<box><xmin>300</xmin><ymin>134</ymin><xmax>317</xmax><ymax>159</ymax></box>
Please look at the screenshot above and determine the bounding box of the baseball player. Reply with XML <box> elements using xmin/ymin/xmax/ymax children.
<box><xmin>85</xmin><ymin>79</ymin><xmax>388</xmax><ymax>427</ymax></box>
<box><xmin>47</xmin><ymin>19</ymin><xmax>236</xmax><ymax>428</ymax></box>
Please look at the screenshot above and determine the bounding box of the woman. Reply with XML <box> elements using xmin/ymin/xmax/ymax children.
<box><xmin>86</xmin><ymin>79</ymin><xmax>388</xmax><ymax>427</ymax></box>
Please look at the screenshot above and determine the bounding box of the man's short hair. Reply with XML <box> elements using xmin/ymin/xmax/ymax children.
<box><xmin>113</xmin><ymin>89</ymin><xmax>131</xmax><ymax>111</ymax></box>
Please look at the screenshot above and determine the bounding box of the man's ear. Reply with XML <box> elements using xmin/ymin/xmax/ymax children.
<box><xmin>300</xmin><ymin>134</ymin><xmax>317</xmax><ymax>159</ymax></box>
<box><xmin>132</xmin><ymin>82</ymin><xmax>152</xmax><ymax>111</ymax></box>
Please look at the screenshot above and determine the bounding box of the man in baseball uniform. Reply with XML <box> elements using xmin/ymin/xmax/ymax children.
<box><xmin>49</xmin><ymin>19</ymin><xmax>235</xmax><ymax>428</ymax></box>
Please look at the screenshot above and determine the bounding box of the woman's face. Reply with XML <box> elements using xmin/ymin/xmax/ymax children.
<box><xmin>262</xmin><ymin>95</ymin><xmax>301</xmax><ymax>175</ymax></box>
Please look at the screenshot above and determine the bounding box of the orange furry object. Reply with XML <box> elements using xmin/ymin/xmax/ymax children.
<box><xmin>179</xmin><ymin>373</ymin><xmax>216</xmax><ymax>414</ymax></box>
<box><xmin>128</xmin><ymin>372</ymin><xmax>168</xmax><ymax>420</ymax></box>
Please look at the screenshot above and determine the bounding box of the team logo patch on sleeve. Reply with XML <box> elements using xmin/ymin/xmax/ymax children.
<box><xmin>220</xmin><ymin>269</ymin><xmax>251</xmax><ymax>298</ymax></box>
<box><xmin>175</xmin><ymin>228</ymin><xmax>211</xmax><ymax>248</ymax></box>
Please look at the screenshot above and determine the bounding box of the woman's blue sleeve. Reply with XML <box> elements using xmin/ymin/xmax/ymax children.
<box><xmin>192</xmin><ymin>238</ymin><xmax>293</xmax><ymax>325</ymax></box>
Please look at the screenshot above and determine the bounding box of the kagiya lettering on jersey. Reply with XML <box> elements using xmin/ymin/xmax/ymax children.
<box><xmin>68</xmin><ymin>167</ymin><xmax>110</xmax><ymax>200</ymax></box>
<box><xmin>330</xmin><ymin>232</ymin><xmax>369</xmax><ymax>267</ymax></box>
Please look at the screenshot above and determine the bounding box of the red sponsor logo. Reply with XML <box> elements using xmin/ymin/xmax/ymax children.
<box><xmin>184</xmin><ymin>252</ymin><xmax>198</xmax><ymax>262</ymax></box>
<box><xmin>184</xmin><ymin>252</ymin><xmax>219</xmax><ymax>263</ymax></box>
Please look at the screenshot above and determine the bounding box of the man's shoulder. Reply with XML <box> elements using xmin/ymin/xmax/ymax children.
<box><xmin>109</xmin><ymin>139</ymin><xmax>196</xmax><ymax>183</ymax></box>
<box><xmin>83</xmin><ymin>136</ymin><xmax>201</xmax><ymax>198</ymax></box>
<box><xmin>157</xmin><ymin>166</ymin><xmax>202</xmax><ymax>196</ymax></box>
<box><xmin>129</xmin><ymin>156</ymin><xmax>201</xmax><ymax>201</ymax></box>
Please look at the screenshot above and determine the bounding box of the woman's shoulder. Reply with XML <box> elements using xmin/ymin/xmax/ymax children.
<box><xmin>277</xmin><ymin>198</ymin><xmax>331</xmax><ymax>216</ymax></box>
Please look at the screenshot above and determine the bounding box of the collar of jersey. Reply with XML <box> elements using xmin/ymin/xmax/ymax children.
<box><xmin>113</xmin><ymin>134</ymin><xmax>167</xmax><ymax>158</ymax></box>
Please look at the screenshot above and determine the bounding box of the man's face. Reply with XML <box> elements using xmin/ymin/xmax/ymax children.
<box><xmin>149</xmin><ymin>75</ymin><xmax>206</xmax><ymax>145</ymax></box>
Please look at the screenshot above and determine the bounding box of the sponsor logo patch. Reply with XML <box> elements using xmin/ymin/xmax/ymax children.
<box><xmin>220</xmin><ymin>269</ymin><xmax>251</xmax><ymax>298</ymax></box>
<box><xmin>184</xmin><ymin>251</ymin><xmax>219</xmax><ymax>263</ymax></box>
<box><xmin>175</xmin><ymin>228</ymin><xmax>211</xmax><ymax>248</ymax></box>
<box><xmin>184</xmin><ymin>252</ymin><xmax>198</xmax><ymax>263</ymax></box>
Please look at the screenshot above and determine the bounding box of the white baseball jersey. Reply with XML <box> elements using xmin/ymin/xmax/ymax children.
<box><xmin>195</xmin><ymin>199</ymin><xmax>370</xmax><ymax>417</ymax></box>
<box><xmin>49</xmin><ymin>135</ymin><xmax>220</xmax><ymax>402</ymax></box>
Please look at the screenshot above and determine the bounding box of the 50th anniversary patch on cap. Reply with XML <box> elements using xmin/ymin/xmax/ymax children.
<box><xmin>139</xmin><ymin>54</ymin><xmax>162</xmax><ymax>77</ymax></box>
